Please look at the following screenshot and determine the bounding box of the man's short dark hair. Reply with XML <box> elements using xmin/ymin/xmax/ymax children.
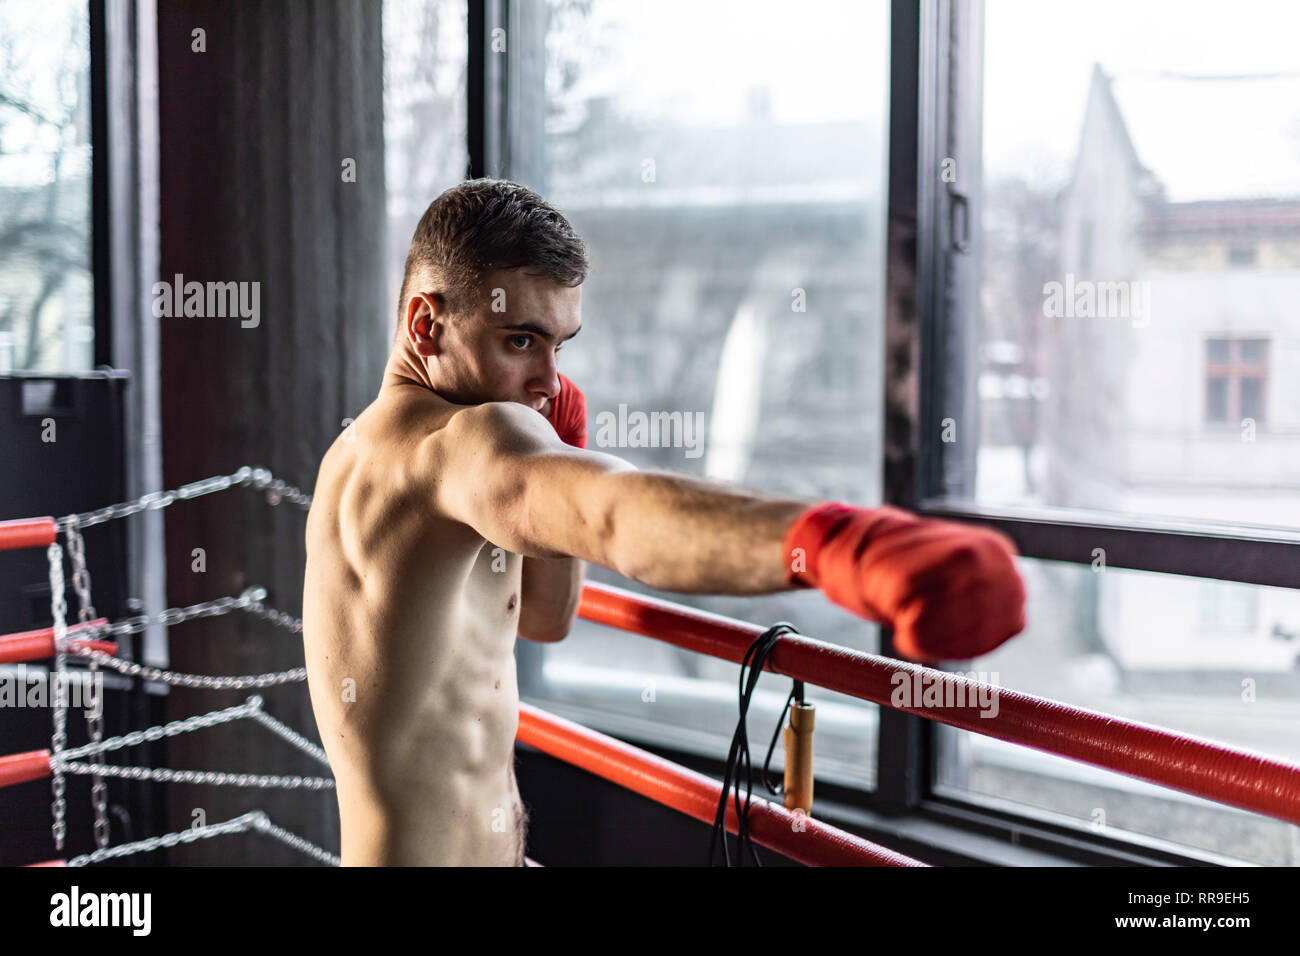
<box><xmin>397</xmin><ymin>178</ymin><xmax>589</xmax><ymax>333</ymax></box>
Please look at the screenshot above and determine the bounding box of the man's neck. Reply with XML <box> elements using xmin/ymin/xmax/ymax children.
<box><xmin>380</xmin><ymin>345</ymin><xmax>436</xmax><ymax>395</ymax></box>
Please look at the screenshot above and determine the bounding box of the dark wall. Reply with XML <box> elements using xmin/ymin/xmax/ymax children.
<box><xmin>156</xmin><ymin>0</ymin><xmax>386</xmax><ymax>864</ymax></box>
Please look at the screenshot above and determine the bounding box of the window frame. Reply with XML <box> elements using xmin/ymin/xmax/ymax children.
<box><xmin>905</xmin><ymin>0</ymin><xmax>1298</xmax><ymax>862</ymax></box>
<box><xmin>1204</xmin><ymin>336</ymin><xmax>1269</xmax><ymax>425</ymax></box>
<box><xmin>478</xmin><ymin>0</ymin><xmax>1278</xmax><ymax>866</ymax></box>
<box><xmin>912</xmin><ymin>3</ymin><xmax>1300</xmax><ymax>592</ymax></box>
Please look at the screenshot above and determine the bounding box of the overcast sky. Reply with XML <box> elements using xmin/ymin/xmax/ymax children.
<box><xmin>985</xmin><ymin>0</ymin><xmax>1300</xmax><ymax>185</ymax></box>
<box><xmin>555</xmin><ymin>0</ymin><xmax>1300</xmax><ymax>190</ymax></box>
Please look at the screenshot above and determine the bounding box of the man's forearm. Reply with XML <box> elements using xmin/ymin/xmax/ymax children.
<box><xmin>601</xmin><ymin>470</ymin><xmax>817</xmax><ymax>595</ymax></box>
<box><xmin>518</xmin><ymin>554</ymin><xmax>586</xmax><ymax>641</ymax></box>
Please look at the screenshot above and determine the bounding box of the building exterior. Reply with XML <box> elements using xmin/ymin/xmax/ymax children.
<box><xmin>1054</xmin><ymin>67</ymin><xmax>1300</xmax><ymax>673</ymax></box>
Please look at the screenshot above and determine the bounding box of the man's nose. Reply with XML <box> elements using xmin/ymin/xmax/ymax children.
<box><xmin>530</xmin><ymin>352</ymin><xmax>561</xmax><ymax>399</ymax></box>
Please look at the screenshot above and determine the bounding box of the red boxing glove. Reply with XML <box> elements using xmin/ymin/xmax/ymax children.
<box><xmin>782</xmin><ymin>502</ymin><xmax>1026</xmax><ymax>662</ymax></box>
<box><xmin>547</xmin><ymin>372</ymin><xmax>587</xmax><ymax>448</ymax></box>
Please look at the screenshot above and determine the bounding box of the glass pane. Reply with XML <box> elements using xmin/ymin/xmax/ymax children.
<box><xmin>1197</xmin><ymin>579</ymin><xmax>1258</xmax><ymax>632</ymax></box>
<box><xmin>511</xmin><ymin>0</ymin><xmax>889</xmax><ymax>788</ymax></box>
<box><xmin>0</xmin><ymin>0</ymin><xmax>93</xmax><ymax>373</ymax></box>
<box><xmin>1239</xmin><ymin>338</ymin><xmax>1267</xmax><ymax>365</ymax></box>
<box><xmin>1205</xmin><ymin>376</ymin><xmax>1228</xmax><ymax>421</ymax></box>
<box><xmin>935</xmin><ymin>556</ymin><xmax>1300</xmax><ymax>865</ymax></box>
<box><xmin>1240</xmin><ymin>376</ymin><xmax>1264</xmax><ymax>422</ymax></box>
<box><xmin>1228</xmin><ymin>244</ymin><xmax>1257</xmax><ymax>266</ymax></box>
<box><xmin>976</xmin><ymin>0</ymin><xmax>1300</xmax><ymax>531</ymax></box>
<box><xmin>382</xmin><ymin>0</ymin><xmax>468</xmax><ymax>335</ymax></box>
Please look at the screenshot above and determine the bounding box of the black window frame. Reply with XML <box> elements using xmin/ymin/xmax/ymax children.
<box><xmin>90</xmin><ymin>0</ymin><xmax>112</xmax><ymax>368</ymax></box>
<box><xmin>472</xmin><ymin>0</ymin><xmax>1286</xmax><ymax>866</ymax></box>
<box><xmin>911</xmin><ymin>2</ymin><xmax>1300</xmax><ymax>591</ymax></box>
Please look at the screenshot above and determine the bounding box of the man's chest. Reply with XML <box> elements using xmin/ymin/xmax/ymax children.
<box><xmin>457</xmin><ymin>540</ymin><xmax>525</xmax><ymax>638</ymax></box>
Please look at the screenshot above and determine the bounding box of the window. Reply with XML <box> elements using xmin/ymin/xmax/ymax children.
<box><xmin>1197</xmin><ymin>579</ymin><xmax>1259</xmax><ymax>633</ymax></box>
<box><xmin>503</xmin><ymin>0</ymin><xmax>890</xmax><ymax>789</ymax></box>
<box><xmin>382</xmin><ymin>0</ymin><xmax>468</xmax><ymax>333</ymax></box>
<box><xmin>1205</xmin><ymin>337</ymin><xmax>1269</xmax><ymax>425</ymax></box>
<box><xmin>928</xmin><ymin>0</ymin><xmax>1300</xmax><ymax>865</ymax></box>
<box><xmin>0</xmin><ymin>0</ymin><xmax>93</xmax><ymax>373</ymax></box>
<box><xmin>1228</xmin><ymin>244</ymin><xmax>1257</xmax><ymax>267</ymax></box>
<box><xmin>936</xmin><ymin>557</ymin><xmax>1298</xmax><ymax>865</ymax></box>
<box><xmin>969</xmin><ymin>0</ymin><xmax>1299</xmax><ymax>531</ymax></box>
<box><xmin>448</xmin><ymin>0</ymin><xmax>1300</xmax><ymax>866</ymax></box>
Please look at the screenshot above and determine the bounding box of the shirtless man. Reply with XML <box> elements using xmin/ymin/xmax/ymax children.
<box><xmin>302</xmin><ymin>179</ymin><xmax>1027</xmax><ymax>866</ymax></box>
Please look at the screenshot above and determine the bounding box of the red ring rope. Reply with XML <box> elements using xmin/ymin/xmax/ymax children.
<box><xmin>578</xmin><ymin>582</ymin><xmax>1300</xmax><ymax>826</ymax></box>
<box><xmin>518</xmin><ymin>702</ymin><xmax>925</xmax><ymax>866</ymax></box>
<box><xmin>0</xmin><ymin>517</ymin><xmax>57</xmax><ymax>551</ymax></box>
<box><xmin>0</xmin><ymin>620</ymin><xmax>116</xmax><ymax>664</ymax></box>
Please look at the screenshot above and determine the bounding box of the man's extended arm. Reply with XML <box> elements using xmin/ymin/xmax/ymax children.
<box><xmin>425</xmin><ymin>400</ymin><xmax>1026</xmax><ymax>662</ymax></box>
<box><xmin>427</xmin><ymin>400</ymin><xmax>819</xmax><ymax>593</ymax></box>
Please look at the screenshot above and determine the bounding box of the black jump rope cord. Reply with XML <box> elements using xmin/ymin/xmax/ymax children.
<box><xmin>709</xmin><ymin>622</ymin><xmax>805</xmax><ymax>867</ymax></box>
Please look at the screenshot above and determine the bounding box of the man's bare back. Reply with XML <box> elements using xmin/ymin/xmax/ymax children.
<box><xmin>303</xmin><ymin>385</ymin><xmax>528</xmax><ymax>866</ymax></box>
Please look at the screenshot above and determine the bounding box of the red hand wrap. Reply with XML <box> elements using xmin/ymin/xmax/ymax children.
<box><xmin>782</xmin><ymin>501</ymin><xmax>1027</xmax><ymax>662</ymax></box>
<box><xmin>548</xmin><ymin>372</ymin><xmax>587</xmax><ymax>449</ymax></box>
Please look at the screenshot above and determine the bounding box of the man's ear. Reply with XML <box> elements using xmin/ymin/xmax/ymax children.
<box><xmin>406</xmin><ymin>291</ymin><xmax>442</xmax><ymax>357</ymax></box>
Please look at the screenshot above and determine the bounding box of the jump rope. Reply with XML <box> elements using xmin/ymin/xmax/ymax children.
<box><xmin>709</xmin><ymin>622</ymin><xmax>814</xmax><ymax>867</ymax></box>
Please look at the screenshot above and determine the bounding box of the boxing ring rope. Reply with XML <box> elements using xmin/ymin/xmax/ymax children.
<box><xmin>576</xmin><ymin>582</ymin><xmax>1300</xmax><ymax>828</ymax></box>
<box><xmin>517</xmin><ymin>702</ymin><xmax>924</xmax><ymax>866</ymax></box>
<box><xmin>3</xmin><ymin>468</ymin><xmax>924</xmax><ymax>866</ymax></box>
<box><xmin>0</xmin><ymin>469</ymin><xmax>338</xmax><ymax>866</ymax></box>
<box><xmin>0</xmin><ymin>620</ymin><xmax>116</xmax><ymax>663</ymax></box>
<box><xmin>6</xmin><ymin>469</ymin><xmax>1299</xmax><ymax>865</ymax></box>
<box><xmin>28</xmin><ymin>810</ymin><xmax>340</xmax><ymax>867</ymax></box>
<box><xmin>2</xmin><ymin>696</ymin><xmax>334</xmax><ymax>790</ymax></box>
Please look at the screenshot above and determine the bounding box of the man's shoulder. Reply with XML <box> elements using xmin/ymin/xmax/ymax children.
<box><xmin>312</xmin><ymin>394</ymin><xmax>435</xmax><ymax>503</ymax></box>
<box><xmin>309</xmin><ymin>396</ymin><xmax>481</xmax><ymax>547</ymax></box>
<box><xmin>417</xmin><ymin>401</ymin><xmax>559</xmax><ymax>473</ymax></box>
<box><xmin>316</xmin><ymin>392</ymin><xmax>552</xmax><ymax>512</ymax></box>
<box><xmin>346</xmin><ymin>389</ymin><xmax>465</xmax><ymax>457</ymax></box>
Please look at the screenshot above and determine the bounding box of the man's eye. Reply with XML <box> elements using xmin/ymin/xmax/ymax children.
<box><xmin>509</xmin><ymin>335</ymin><xmax>531</xmax><ymax>350</ymax></box>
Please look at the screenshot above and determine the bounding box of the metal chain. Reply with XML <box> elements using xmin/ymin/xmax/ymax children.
<box><xmin>54</xmin><ymin>760</ymin><xmax>335</xmax><ymax>791</ymax></box>
<box><xmin>43</xmin><ymin>467</ymin><xmax>312</xmax><ymax>856</ymax></box>
<box><xmin>67</xmin><ymin>811</ymin><xmax>260</xmax><ymax>866</ymax></box>
<box><xmin>65</xmin><ymin>588</ymin><xmax>302</xmax><ymax>641</ymax></box>
<box><xmin>46</xmin><ymin>543</ymin><xmax>68</xmax><ymax>852</ymax></box>
<box><xmin>251</xmin><ymin>812</ymin><xmax>340</xmax><ymax>865</ymax></box>
<box><xmin>248</xmin><ymin>468</ymin><xmax>315</xmax><ymax>509</ymax></box>
<box><xmin>57</xmin><ymin>466</ymin><xmax>312</xmax><ymax>531</ymax></box>
<box><xmin>64</xmin><ymin>516</ymin><xmax>109</xmax><ymax>849</ymax></box>
<box><xmin>51</xmin><ymin>697</ymin><xmax>333</xmax><ymax>789</ymax></box>
<box><xmin>65</xmin><ymin>516</ymin><xmax>97</xmax><ymax>624</ymax></box>
<box><xmin>67</xmin><ymin>811</ymin><xmax>339</xmax><ymax>867</ymax></box>
<box><xmin>249</xmin><ymin>709</ymin><xmax>331</xmax><ymax>767</ymax></box>
<box><xmin>242</xmin><ymin>593</ymin><xmax>305</xmax><ymax>635</ymax></box>
<box><xmin>74</xmin><ymin>647</ymin><xmax>306</xmax><ymax>689</ymax></box>
<box><xmin>55</xmin><ymin>697</ymin><xmax>263</xmax><ymax>762</ymax></box>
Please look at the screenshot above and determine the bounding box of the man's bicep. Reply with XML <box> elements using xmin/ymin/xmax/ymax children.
<box><xmin>514</xmin><ymin>449</ymin><xmax>636</xmax><ymax>562</ymax></box>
